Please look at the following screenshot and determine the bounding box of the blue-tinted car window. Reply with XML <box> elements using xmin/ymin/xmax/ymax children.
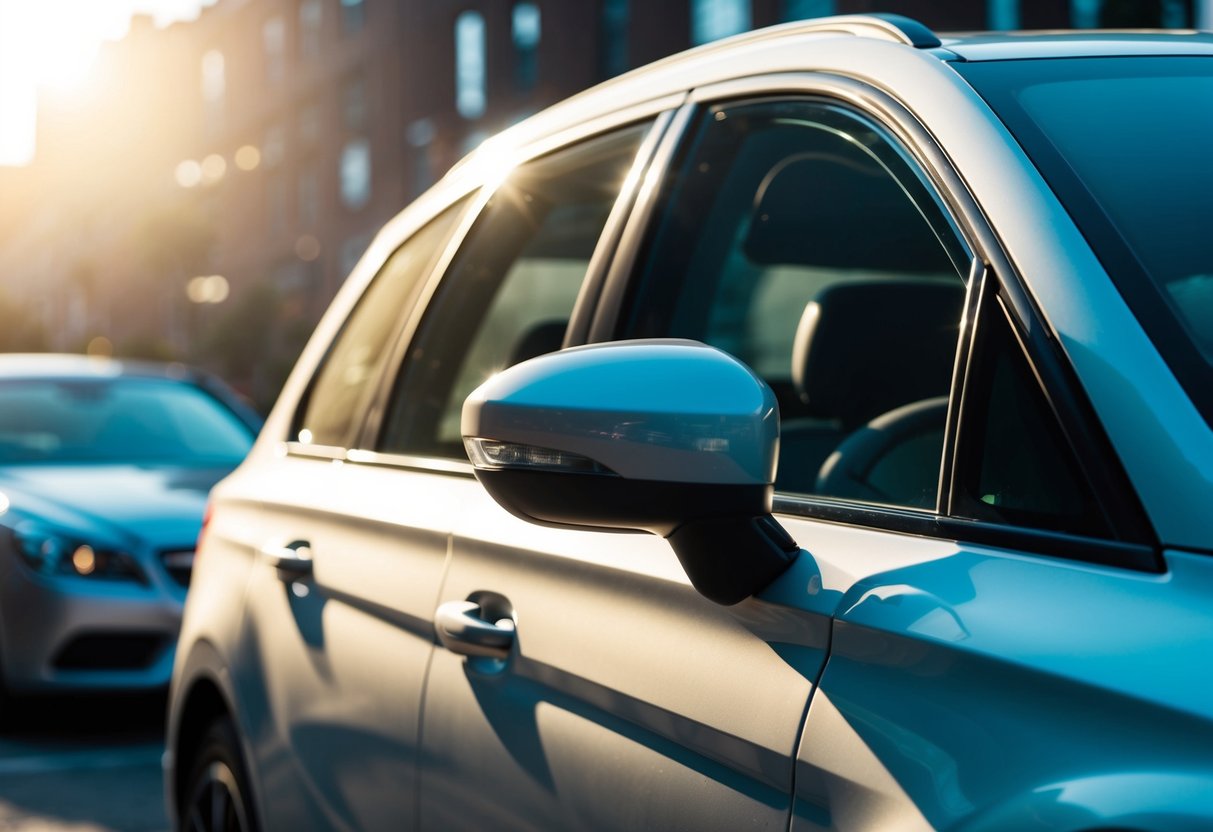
<box><xmin>0</xmin><ymin>378</ymin><xmax>254</xmax><ymax>465</ymax></box>
<box><xmin>957</xmin><ymin>56</ymin><xmax>1213</xmax><ymax>426</ymax></box>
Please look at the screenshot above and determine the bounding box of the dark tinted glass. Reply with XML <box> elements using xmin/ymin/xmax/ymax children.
<box><xmin>294</xmin><ymin>201</ymin><xmax>465</xmax><ymax>448</ymax></box>
<box><xmin>0</xmin><ymin>378</ymin><xmax>253</xmax><ymax>465</ymax></box>
<box><xmin>957</xmin><ymin>57</ymin><xmax>1213</xmax><ymax>424</ymax></box>
<box><xmin>954</xmin><ymin>301</ymin><xmax>1111</xmax><ymax>538</ymax></box>
<box><xmin>380</xmin><ymin>123</ymin><xmax>650</xmax><ymax>458</ymax></box>
<box><xmin>620</xmin><ymin>99</ymin><xmax>967</xmax><ymax>506</ymax></box>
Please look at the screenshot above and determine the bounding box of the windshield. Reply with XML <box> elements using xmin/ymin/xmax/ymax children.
<box><xmin>0</xmin><ymin>377</ymin><xmax>255</xmax><ymax>465</ymax></box>
<box><xmin>956</xmin><ymin>56</ymin><xmax>1213</xmax><ymax>424</ymax></box>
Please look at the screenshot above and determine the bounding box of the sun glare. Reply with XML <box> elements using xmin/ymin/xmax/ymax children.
<box><xmin>0</xmin><ymin>0</ymin><xmax>214</xmax><ymax>166</ymax></box>
<box><xmin>1</xmin><ymin>2</ymin><xmax>126</xmax><ymax>91</ymax></box>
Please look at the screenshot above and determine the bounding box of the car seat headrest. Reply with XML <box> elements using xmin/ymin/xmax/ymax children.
<box><xmin>509</xmin><ymin>320</ymin><xmax>567</xmax><ymax>367</ymax></box>
<box><xmin>742</xmin><ymin>151</ymin><xmax>956</xmax><ymax>273</ymax></box>
<box><xmin>791</xmin><ymin>280</ymin><xmax>965</xmax><ymax>428</ymax></box>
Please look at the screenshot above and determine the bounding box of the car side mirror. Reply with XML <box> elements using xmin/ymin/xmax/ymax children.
<box><xmin>461</xmin><ymin>339</ymin><xmax>799</xmax><ymax>605</ymax></box>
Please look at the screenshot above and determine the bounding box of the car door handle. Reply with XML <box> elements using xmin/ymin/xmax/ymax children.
<box><xmin>259</xmin><ymin>541</ymin><xmax>313</xmax><ymax>578</ymax></box>
<box><xmin>435</xmin><ymin>600</ymin><xmax>516</xmax><ymax>659</ymax></box>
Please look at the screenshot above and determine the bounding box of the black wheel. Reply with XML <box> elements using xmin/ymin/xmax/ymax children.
<box><xmin>180</xmin><ymin>717</ymin><xmax>258</xmax><ymax>832</ymax></box>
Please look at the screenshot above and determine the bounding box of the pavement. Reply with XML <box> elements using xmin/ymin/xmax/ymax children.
<box><xmin>0</xmin><ymin>694</ymin><xmax>169</xmax><ymax>832</ymax></box>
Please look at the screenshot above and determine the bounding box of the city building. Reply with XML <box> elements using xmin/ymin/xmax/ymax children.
<box><xmin>0</xmin><ymin>0</ymin><xmax>1203</xmax><ymax>406</ymax></box>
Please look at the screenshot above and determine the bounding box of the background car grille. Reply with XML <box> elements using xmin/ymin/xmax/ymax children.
<box><xmin>159</xmin><ymin>549</ymin><xmax>194</xmax><ymax>588</ymax></box>
<box><xmin>53</xmin><ymin>633</ymin><xmax>168</xmax><ymax>671</ymax></box>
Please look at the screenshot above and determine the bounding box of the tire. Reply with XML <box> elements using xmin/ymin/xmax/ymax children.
<box><xmin>179</xmin><ymin>717</ymin><xmax>259</xmax><ymax>832</ymax></box>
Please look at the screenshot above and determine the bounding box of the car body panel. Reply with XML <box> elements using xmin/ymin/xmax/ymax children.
<box><xmin>218</xmin><ymin>453</ymin><xmax>458</xmax><ymax>832</ymax></box>
<box><xmin>420</xmin><ymin>477</ymin><xmax>827</xmax><ymax>830</ymax></box>
<box><xmin>792</xmin><ymin>546</ymin><xmax>1213</xmax><ymax>831</ymax></box>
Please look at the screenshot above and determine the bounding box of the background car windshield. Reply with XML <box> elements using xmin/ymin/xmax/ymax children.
<box><xmin>0</xmin><ymin>377</ymin><xmax>254</xmax><ymax>465</ymax></box>
<box><xmin>957</xmin><ymin>56</ymin><xmax>1213</xmax><ymax>424</ymax></box>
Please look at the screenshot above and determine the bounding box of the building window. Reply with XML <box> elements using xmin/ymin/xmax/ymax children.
<box><xmin>1070</xmin><ymin>0</ymin><xmax>1100</xmax><ymax>26</ymax></box>
<box><xmin>299</xmin><ymin>0</ymin><xmax>323</xmax><ymax>61</ymax></box>
<box><xmin>600</xmin><ymin>0</ymin><xmax>629</xmax><ymax>78</ymax></box>
<box><xmin>1161</xmin><ymin>0</ymin><xmax>1188</xmax><ymax>27</ymax></box>
<box><xmin>339</xmin><ymin>232</ymin><xmax>373</xmax><ymax>279</ymax></box>
<box><xmin>201</xmin><ymin>50</ymin><xmax>225</xmax><ymax>133</ymax></box>
<box><xmin>298</xmin><ymin>165</ymin><xmax>319</xmax><ymax>228</ymax></box>
<box><xmin>268</xmin><ymin>172</ymin><xmax>287</xmax><ymax>233</ymax></box>
<box><xmin>263</xmin><ymin>16</ymin><xmax>286</xmax><ymax>83</ymax></box>
<box><xmin>299</xmin><ymin>103</ymin><xmax>320</xmax><ymax>145</ymax></box>
<box><xmin>343</xmin><ymin>74</ymin><xmax>367</xmax><ymax>132</ymax></box>
<box><xmin>781</xmin><ymin>0</ymin><xmax>834</xmax><ymax>20</ymax></box>
<box><xmin>341</xmin><ymin>0</ymin><xmax>366</xmax><ymax>34</ymax></box>
<box><xmin>513</xmin><ymin>3</ymin><xmax>541</xmax><ymax>93</ymax></box>
<box><xmin>407</xmin><ymin>118</ymin><xmax>436</xmax><ymax>196</ymax></box>
<box><xmin>691</xmin><ymin>0</ymin><xmax>751</xmax><ymax>46</ymax></box>
<box><xmin>264</xmin><ymin>124</ymin><xmax>286</xmax><ymax>168</ymax></box>
<box><xmin>455</xmin><ymin>10</ymin><xmax>486</xmax><ymax>119</ymax></box>
<box><xmin>340</xmin><ymin>138</ymin><xmax>372</xmax><ymax>209</ymax></box>
<box><xmin>988</xmin><ymin>0</ymin><xmax>1020</xmax><ymax>29</ymax></box>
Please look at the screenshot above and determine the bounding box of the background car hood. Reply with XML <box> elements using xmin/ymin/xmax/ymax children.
<box><xmin>0</xmin><ymin>464</ymin><xmax>232</xmax><ymax>550</ymax></box>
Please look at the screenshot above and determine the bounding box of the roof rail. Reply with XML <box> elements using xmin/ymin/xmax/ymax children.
<box><xmin>803</xmin><ymin>13</ymin><xmax>941</xmax><ymax>48</ymax></box>
<box><xmin>714</xmin><ymin>13</ymin><xmax>942</xmax><ymax>51</ymax></box>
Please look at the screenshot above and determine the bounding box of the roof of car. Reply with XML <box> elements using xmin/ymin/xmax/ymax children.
<box><xmin>372</xmin><ymin>13</ymin><xmax>1213</xmax><ymax>287</ymax></box>
<box><xmin>445</xmin><ymin>16</ymin><xmax>1213</xmax><ymax>180</ymax></box>
<box><xmin>0</xmin><ymin>353</ymin><xmax>193</xmax><ymax>382</ymax></box>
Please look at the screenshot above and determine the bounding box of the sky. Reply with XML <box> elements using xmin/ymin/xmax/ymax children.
<box><xmin>0</xmin><ymin>0</ymin><xmax>214</xmax><ymax>166</ymax></box>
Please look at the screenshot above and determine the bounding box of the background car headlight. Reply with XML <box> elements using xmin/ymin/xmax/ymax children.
<box><xmin>12</xmin><ymin>521</ymin><xmax>147</xmax><ymax>584</ymax></box>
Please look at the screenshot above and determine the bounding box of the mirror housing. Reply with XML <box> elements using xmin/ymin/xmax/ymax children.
<box><xmin>462</xmin><ymin>340</ymin><xmax>798</xmax><ymax>604</ymax></box>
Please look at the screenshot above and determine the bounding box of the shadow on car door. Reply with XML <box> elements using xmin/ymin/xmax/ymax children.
<box><xmin>231</xmin><ymin>456</ymin><xmax>457</xmax><ymax>831</ymax></box>
<box><xmin>418</xmin><ymin>479</ymin><xmax>834</xmax><ymax>830</ymax></box>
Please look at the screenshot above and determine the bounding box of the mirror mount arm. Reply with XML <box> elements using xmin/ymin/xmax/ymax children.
<box><xmin>667</xmin><ymin>515</ymin><xmax>800</xmax><ymax>605</ymax></box>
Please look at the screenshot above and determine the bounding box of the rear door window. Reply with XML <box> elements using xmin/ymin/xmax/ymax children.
<box><xmin>379</xmin><ymin>122</ymin><xmax>652</xmax><ymax>459</ymax></box>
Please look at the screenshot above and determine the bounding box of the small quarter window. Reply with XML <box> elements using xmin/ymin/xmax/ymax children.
<box><xmin>953</xmin><ymin>297</ymin><xmax>1113</xmax><ymax>538</ymax></box>
<box><xmin>293</xmin><ymin>201</ymin><xmax>467</xmax><ymax>449</ymax></box>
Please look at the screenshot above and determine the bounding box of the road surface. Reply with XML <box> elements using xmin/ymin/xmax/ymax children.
<box><xmin>0</xmin><ymin>694</ymin><xmax>168</xmax><ymax>832</ymax></box>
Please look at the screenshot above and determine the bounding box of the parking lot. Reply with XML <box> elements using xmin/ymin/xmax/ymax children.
<box><xmin>0</xmin><ymin>695</ymin><xmax>167</xmax><ymax>832</ymax></box>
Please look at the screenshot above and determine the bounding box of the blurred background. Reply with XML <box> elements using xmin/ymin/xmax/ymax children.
<box><xmin>1</xmin><ymin>0</ymin><xmax>1209</xmax><ymax>414</ymax></box>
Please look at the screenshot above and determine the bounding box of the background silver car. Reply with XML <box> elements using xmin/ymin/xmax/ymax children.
<box><xmin>0</xmin><ymin>354</ymin><xmax>258</xmax><ymax>709</ymax></box>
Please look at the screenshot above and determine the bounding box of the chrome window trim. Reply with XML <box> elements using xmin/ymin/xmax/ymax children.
<box><xmin>282</xmin><ymin>441</ymin><xmax>347</xmax><ymax>461</ymax></box>
<box><xmin>566</xmin><ymin>107</ymin><xmax>678</xmax><ymax>345</ymax></box>
<box><xmin>284</xmin><ymin>442</ymin><xmax>475</xmax><ymax>476</ymax></box>
<box><xmin>346</xmin><ymin>448</ymin><xmax>475</xmax><ymax>476</ymax></box>
<box><xmin>588</xmin><ymin>100</ymin><xmax>698</xmax><ymax>342</ymax></box>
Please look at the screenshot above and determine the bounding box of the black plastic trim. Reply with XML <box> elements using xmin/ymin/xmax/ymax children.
<box><xmin>772</xmin><ymin>496</ymin><xmax>1161</xmax><ymax>573</ymax></box>
<box><xmin>988</xmin><ymin>282</ymin><xmax>1157</xmax><ymax>545</ymax></box>
<box><xmin>476</xmin><ymin>467</ymin><xmax>771</xmax><ymax>535</ymax></box>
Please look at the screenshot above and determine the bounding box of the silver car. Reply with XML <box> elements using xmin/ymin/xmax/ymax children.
<box><xmin>168</xmin><ymin>15</ymin><xmax>1213</xmax><ymax>832</ymax></box>
<box><xmin>0</xmin><ymin>355</ymin><xmax>258</xmax><ymax>707</ymax></box>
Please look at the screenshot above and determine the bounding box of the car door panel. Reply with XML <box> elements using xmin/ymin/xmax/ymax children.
<box><xmin>791</xmin><ymin>544</ymin><xmax>1213</xmax><ymax>832</ymax></box>
<box><xmin>419</xmin><ymin>478</ymin><xmax>828</xmax><ymax>830</ymax></box>
<box><xmin>229</xmin><ymin>455</ymin><xmax>457</xmax><ymax>832</ymax></box>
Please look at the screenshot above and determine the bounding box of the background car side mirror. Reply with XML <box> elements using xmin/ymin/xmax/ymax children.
<box><xmin>461</xmin><ymin>339</ymin><xmax>799</xmax><ymax>605</ymax></box>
